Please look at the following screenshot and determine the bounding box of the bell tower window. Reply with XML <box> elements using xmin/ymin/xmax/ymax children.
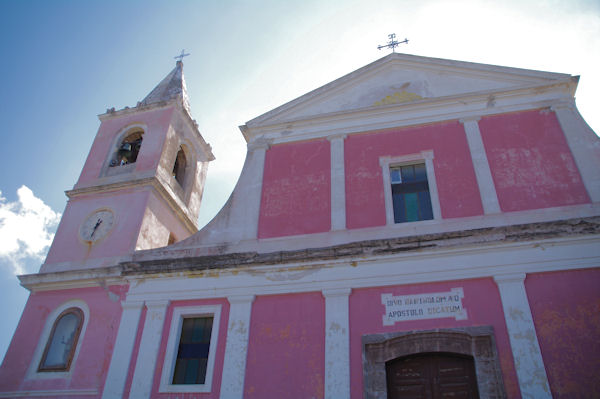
<box><xmin>172</xmin><ymin>147</ymin><xmax>187</xmax><ymax>186</ymax></box>
<box><xmin>110</xmin><ymin>130</ymin><xmax>143</xmax><ymax>167</ymax></box>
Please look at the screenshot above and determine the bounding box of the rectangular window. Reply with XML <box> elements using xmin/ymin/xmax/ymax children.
<box><xmin>390</xmin><ymin>163</ymin><xmax>433</xmax><ymax>223</ymax></box>
<box><xmin>172</xmin><ymin>317</ymin><xmax>214</xmax><ymax>385</ymax></box>
<box><xmin>159</xmin><ymin>305</ymin><xmax>221</xmax><ymax>393</ymax></box>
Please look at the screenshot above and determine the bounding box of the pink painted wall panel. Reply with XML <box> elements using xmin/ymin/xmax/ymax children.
<box><xmin>345</xmin><ymin>121</ymin><xmax>483</xmax><ymax>229</ymax></box>
<box><xmin>44</xmin><ymin>189</ymin><xmax>149</xmax><ymax>266</ymax></box>
<box><xmin>259</xmin><ymin>140</ymin><xmax>331</xmax><ymax>238</ymax></box>
<box><xmin>0</xmin><ymin>285</ymin><xmax>128</xmax><ymax>395</ymax></box>
<box><xmin>525</xmin><ymin>268</ymin><xmax>600</xmax><ymax>398</ymax></box>
<box><xmin>77</xmin><ymin>107</ymin><xmax>174</xmax><ymax>186</ymax></box>
<box><xmin>244</xmin><ymin>292</ymin><xmax>325</xmax><ymax>398</ymax></box>
<box><xmin>150</xmin><ymin>298</ymin><xmax>229</xmax><ymax>399</ymax></box>
<box><xmin>479</xmin><ymin>109</ymin><xmax>589</xmax><ymax>212</ymax></box>
<box><xmin>349</xmin><ymin>278</ymin><xmax>520</xmax><ymax>399</ymax></box>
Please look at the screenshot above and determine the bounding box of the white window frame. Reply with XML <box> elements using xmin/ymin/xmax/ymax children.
<box><xmin>159</xmin><ymin>304</ymin><xmax>222</xmax><ymax>393</ymax></box>
<box><xmin>379</xmin><ymin>151</ymin><xmax>441</xmax><ymax>226</ymax></box>
<box><xmin>26</xmin><ymin>300</ymin><xmax>90</xmax><ymax>380</ymax></box>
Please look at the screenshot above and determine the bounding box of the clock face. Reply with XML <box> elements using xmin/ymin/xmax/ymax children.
<box><xmin>79</xmin><ymin>209</ymin><xmax>115</xmax><ymax>243</ymax></box>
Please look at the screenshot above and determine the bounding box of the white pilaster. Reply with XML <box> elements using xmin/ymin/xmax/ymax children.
<box><xmin>101</xmin><ymin>300</ymin><xmax>144</xmax><ymax>399</ymax></box>
<box><xmin>328</xmin><ymin>134</ymin><xmax>347</xmax><ymax>231</ymax></box>
<box><xmin>552</xmin><ymin>102</ymin><xmax>600</xmax><ymax>203</ymax></box>
<box><xmin>240</xmin><ymin>142</ymin><xmax>268</xmax><ymax>239</ymax></box>
<box><xmin>323</xmin><ymin>288</ymin><xmax>351</xmax><ymax>399</ymax></box>
<box><xmin>494</xmin><ymin>274</ymin><xmax>551</xmax><ymax>399</ymax></box>
<box><xmin>220</xmin><ymin>295</ymin><xmax>255</xmax><ymax>399</ymax></box>
<box><xmin>461</xmin><ymin>117</ymin><xmax>501</xmax><ymax>214</ymax></box>
<box><xmin>129</xmin><ymin>300</ymin><xmax>170</xmax><ymax>399</ymax></box>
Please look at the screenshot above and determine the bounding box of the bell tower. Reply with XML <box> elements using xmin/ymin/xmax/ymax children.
<box><xmin>42</xmin><ymin>60</ymin><xmax>214</xmax><ymax>273</ymax></box>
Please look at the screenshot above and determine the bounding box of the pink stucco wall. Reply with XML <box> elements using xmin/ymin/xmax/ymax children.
<box><xmin>150</xmin><ymin>298</ymin><xmax>229</xmax><ymax>399</ymax></box>
<box><xmin>349</xmin><ymin>278</ymin><xmax>520</xmax><ymax>398</ymax></box>
<box><xmin>479</xmin><ymin>109</ymin><xmax>589</xmax><ymax>212</ymax></box>
<box><xmin>525</xmin><ymin>268</ymin><xmax>600</xmax><ymax>398</ymax></box>
<box><xmin>344</xmin><ymin>121</ymin><xmax>483</xmax><ymax>229</ymax></box>
<box><xmin>258</xmin><ymin>139</ymin><xmax>331</xmax><ymax>238</ymax></box>
<box><xmin>77</xmin><ymin>107</ymin><xmax>175</xmax><ymax>186</ymax></box>
<box><xmin>0</xmin><ymin>285</ymin><xmax>127</xmax><ymax>396</ymax></box>
<box><xmin>44</xmin><ymin>188</ymin><xmax>150</xmax><ymax>267</ymax></box>
<box><xmin>244</xmin><ymin>292</ymin><xmax>325</xmax><ymax>398</ymax></box>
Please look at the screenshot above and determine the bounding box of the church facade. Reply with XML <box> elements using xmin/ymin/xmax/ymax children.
<box><xmin>1</xmin><ymin>53</ymin><xmax>599</xmax><ymax>398</ymax></box>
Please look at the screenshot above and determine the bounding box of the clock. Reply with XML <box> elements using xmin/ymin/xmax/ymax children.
<box><xmin>79</xmin><ymin>209</ymin><xmax>115</xmax><ymax>243</ymax></box>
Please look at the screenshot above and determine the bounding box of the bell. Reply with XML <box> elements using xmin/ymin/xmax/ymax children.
<box><xmin>120</xmin><ymin>143</ymin><xmax>132</xmax><ymax>151</ymax></box>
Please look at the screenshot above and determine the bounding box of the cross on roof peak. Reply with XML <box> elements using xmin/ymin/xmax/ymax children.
<box><xmin>377</xmin><ymin>33</ymin><xmax>408</xmax><ymax>53</ymax></box>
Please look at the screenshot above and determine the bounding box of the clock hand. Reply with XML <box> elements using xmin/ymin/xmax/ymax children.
<box><xmin>90</xmin><ymin>219</ymin><xmax>102</xmax><ymax>238</ymax></box>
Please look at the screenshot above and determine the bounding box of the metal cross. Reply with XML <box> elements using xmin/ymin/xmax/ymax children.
<box><xmin>377</xmin><ymin>34</ymin><xmax>408</xmax><ymax>53</ymax></box>
<box><xmin>174</xmin><ymin>49</ymin><xmax>190</xmax><ymax>62</ymax></box>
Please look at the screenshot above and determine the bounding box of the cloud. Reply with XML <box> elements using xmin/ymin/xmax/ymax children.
<box><xmin>0</xmin><ymin>186</ymin><xmax>61</xmax><ymax>275</ymax></box>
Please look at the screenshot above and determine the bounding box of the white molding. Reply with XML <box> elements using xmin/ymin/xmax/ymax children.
<box><xmin>379</xmin><ymin>151</ymin><xmax>441</xmax><ymax>225</ymax></box>
<box><xmin>25</xmin><ymin>300</ymin><xmax>90</xmax><ymax>381</ymax></box>
<box><xmin>551</xmin><ymin>103</ymin><xmax>600</xmax><ymax>203</ymax></box>
<box><xmin>323</xmin><ymin>288</ymin><xmax>351</xmax><ymax>399</ymax></box>
<box><xmin>460</xmin><ymin>117</ymin><xmax>501</xmax><ymax>214</ymax></box>
<box><xmin>0</xmin><ymin>389</ymin><xmax>98</xmax><ymax>397</ymax></box>
<box><xmin>494</xmin><ymin>275</ymin><xmax>552</xmax><ymax>398</ymax></box>
<box><xmin>242</xmin><ymin>80</ymin><xmax>575</xmax><ymax>146</ymax></box>
<box><xmin>101</xmin><ymin>300</ymin><xmax>144</xmax><ymax>399</ymax></box>
<box><xmin>158</xmin><ymin>304</ymin><xmax>222</xmax><ymax>393</ymax></box>
<box><xmin>129</xmin><ymin>300</ymin><xmax>170</xmax><ymax>398</ymax></box>
<box><xmin>220</xmin><ymin>295</ymin><xmax>255</xmax><ymax>399</ymax></box>
<box><xmin>328</xmin><ymin>134</ymin><xmax>347</xmax><ymax>231</ymax></box>
<box><xmin>124</xmin><ymin>234</ymin><xmax>600</xmax><ymax>304</ymax></box>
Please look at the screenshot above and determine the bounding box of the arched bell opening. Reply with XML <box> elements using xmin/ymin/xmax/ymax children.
<box><xmin>110</xmin><ymin>130</ymin><xmax>143</xmax><ymax>167</ymax></box>
<box><xmin>172</xmin><ymin>146</ymin><xmax>187</xmax><ymax>187</ymax></box>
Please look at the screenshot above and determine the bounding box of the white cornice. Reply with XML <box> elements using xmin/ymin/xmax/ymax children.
<box><xmin>66</xmin><ymin>176</ymin><xmax>198</xmax><ymax>233</ymax></box>
<box><xmin>23</xmin><ymin>217</ymin><xmax>600</xmax><ymax>293</ymax></box>
<box><xmin>123</xmin><ymin>235</ymin><xmax>600</xmax><ymax>303</ymax></box>
<box><xmin>243</xmin><ymin>79</ymin><xmax>576</xmax><ymax>145</ymax></box>
<box><xmin>19</xmin><ymin>265</ymin><xmax>124</xmax><ymax>291</ymax></box>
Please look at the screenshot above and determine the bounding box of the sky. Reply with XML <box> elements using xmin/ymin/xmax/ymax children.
<box><xmin>0</xmin><ymin>0</ymin><xmax>598</xmax><ymax>362</ymax></box>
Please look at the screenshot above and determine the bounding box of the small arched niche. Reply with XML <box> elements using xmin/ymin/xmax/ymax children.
<box><xmin>110</xmin><ymin>129</ymin><xmax>144</xmax><ymax>167</ymax></box>
<box><xmin>172</xmin><ymin>146</ymin><xmax>187</xmax><ymax>187</ymax></box>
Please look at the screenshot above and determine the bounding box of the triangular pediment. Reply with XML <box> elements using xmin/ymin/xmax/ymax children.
<box><xmin>246</xmin><ymin>53</ymin><xmax>572</xmax><ymax>127</ymax></box>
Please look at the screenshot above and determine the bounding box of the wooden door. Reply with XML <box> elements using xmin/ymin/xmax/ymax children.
<box><xmin>386</xmin><ymin>352</ymin><xmax>480</xmax><ymax>399</ymax></box>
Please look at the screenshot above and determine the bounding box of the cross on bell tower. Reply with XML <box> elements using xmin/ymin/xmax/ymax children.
<box><xmin>174</xmin><ymin>49</ymin><xmax>190</xmax><ymax>62</ymax></box>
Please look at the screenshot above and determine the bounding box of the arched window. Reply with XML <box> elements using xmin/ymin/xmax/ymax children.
<box><xmin>38</xmin><ymin>308</ymin><xmax>84</xmax><ymax>372</ymax></box>
<box><xmin>172</xmin><ymin>147</ymin><xmax>187</xmax><ymax>186</ymax></box>
<box><xmin>110</xmin><ymin>130</ymin><xmax>143</xmax><ymax>167</ymax></box>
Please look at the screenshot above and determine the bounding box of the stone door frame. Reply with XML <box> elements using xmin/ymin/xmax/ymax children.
<box><xmin>362</xmin><ymin>326</ymin><xmax>506</xmax><ymax>399</ymax></box>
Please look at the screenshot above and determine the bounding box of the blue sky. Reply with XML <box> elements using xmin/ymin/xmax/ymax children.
<box><xmin>0</xmin><ymin>0</ymin><xmax>599</xmax><ymax>362</ymax></box>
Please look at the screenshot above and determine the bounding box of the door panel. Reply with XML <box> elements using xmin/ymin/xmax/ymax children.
<box><xmin>386</xmin><ymin>353</ymin><xmax>479</xmax><ymax>399</ymax></box>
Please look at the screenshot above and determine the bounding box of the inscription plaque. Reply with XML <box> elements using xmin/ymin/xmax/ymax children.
<box><xmin>382</xmin><ymin>287</ymin><xmax>467</xmax><ymax>326</ymax></box>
